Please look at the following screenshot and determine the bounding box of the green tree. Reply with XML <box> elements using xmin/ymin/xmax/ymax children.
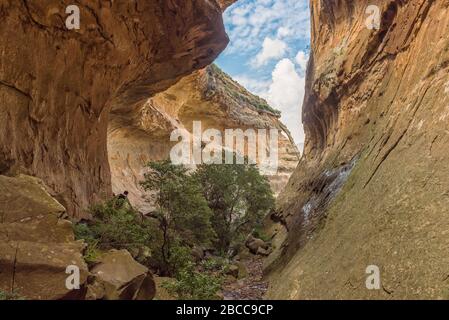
<box><xmin>140</xmin><ymin>161</ymin><xmax>215</xmax><ymax>274</ymax></box>
<box><xmin>194</xmin><ymin>163</ymin><xmax>275</xmax><ymax>253</ymax></box>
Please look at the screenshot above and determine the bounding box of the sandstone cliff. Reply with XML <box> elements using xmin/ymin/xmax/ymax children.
<box><xmin>0</xmin><ymin>0</ymin><xmax>229</xmax><ymax>218</ymax></box>
<box><xmin>108</xmin><ymin>64</ymin><xmax>300</xmax><ymax>212</ymax></box>
<box><xmin>267</xmin><ymin>0</ymin><xmax>449</xmax><ymax>299</ymax></box>
<box><xmin>0</xmin><ymin>0</ymin><xmax>233</xmax><ymax>299</ymax></box>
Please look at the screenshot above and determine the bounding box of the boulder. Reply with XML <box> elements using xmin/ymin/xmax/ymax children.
<box><xmin>226</xmin><ymin>262</ymin><xmax>248</xmax><ymax>279</ymax></box>
<box><xmin>226</xmin><ymin>265</ymin><xmax>240</xmax><ymax>278</ymax></box>
<box><xmin>0</xmin><ymin>174</ymin><xmax>66</xmax><ymax>223</ymax></box>
<box><xmin>245</xmin><ymin>235</ymin><xmax>270</xmax><ymax>255</ymax></box>
<box><xmin>256</xmin><ymin>247</ymin><xmax>272</xmax><ymax>257</ymax></box>
<box><xmin>191</xmin><ymin>246</ymin><xmax>205</xmax><ymax>262</ymax></box>
<box><xmin>85</xmin><ymin>276</ymin><xmax>105</xmax><ymax>301</ymax></box>
<box><xmin>89</xmin><ymin>249</ymin><xmax>155</xmax><ymax>300</ymax></box>
<box><xmin>236</xmin><ymin>262</ymin><xmax>249</xmax><ymax>279</ymax></box>
<box><xmin>0</xmin><ymin>175</ymin><xmax>89</xmax><ymax>300</ymax></box>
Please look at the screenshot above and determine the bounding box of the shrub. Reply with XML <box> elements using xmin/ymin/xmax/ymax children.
<box><xmin>88</xmin><ymin>199</ymin><xmax>152</xmax><ymax>252</ymax></box>
<box><xmin>73</xmin><ymin>198</ymin><xmax>157</xmax><ymax>265</ymax></box>
<box><xmin>162</xmin><ymin>262</ymin><xmax>223</xmax><ymax>300</ymax></box>
<box><xmin>252</xmin><ymin>225</ymin><xmax>271</xmax><ymax>243</ymax></box>
<box><xmin>201</xmin><ymin>256</ymin><xmax>230</xmax><ymax>273</ymax></box>
<box><xmin>167</xmin><ymin>244</ymin><xmax>194</xmax><ymax>275</ymax></box>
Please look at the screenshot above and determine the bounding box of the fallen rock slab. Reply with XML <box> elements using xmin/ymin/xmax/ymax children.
<box><xmin>89</xmin><ymin>249</ymin><xmax>155</xmax><ymax>300</ymax></box>
<box><xmin>0</xmin><ymin>175</ymin><xmax>88</xmax><ymax>300</ymax></box>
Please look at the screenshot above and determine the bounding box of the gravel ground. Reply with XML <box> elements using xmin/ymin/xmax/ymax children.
<box><xmin>222</xmin><ymin>256</ymin><xmax>268</xmax><ymax>300</ymax></box>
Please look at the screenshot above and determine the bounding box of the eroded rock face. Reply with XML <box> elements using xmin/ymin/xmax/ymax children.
<box><xmin>0</xmin><ymin>175</ymin><xmax>88</xmax><ymax>300</ymax></box>
<box><xmin>268</xmin><ymin>0</ymin><xmax>449</xmax><ymax>299</ymax></box>
<box><xmin>0</xmin><ymin>0</ymin><xmax>229</xmax><ymax>218</ymax></box>
<box><xmin>108</xmin><ymin>65</ymin><xmax>300</xmax><ymax>211</ymax></box>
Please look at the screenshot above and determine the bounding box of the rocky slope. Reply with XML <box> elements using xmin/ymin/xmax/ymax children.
<box><xmin>108</xmin><ymin>64</ymin><xmax>299</xmax><ymax>212</ymax></box>
<box><xmin>267</xmin><ymin>0</ymin><xmax>449</xmax><ymax>299</ymax></box>
<box><xmin>0</xmin><ymin>0</ymin><xmax>229</xmax><ymax>219</ymax></box>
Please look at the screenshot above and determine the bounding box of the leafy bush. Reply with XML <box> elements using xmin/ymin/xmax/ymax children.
<box><xmin>88</xmin><ymin>199</ymin><xmax>153</xmax><ymax>251</ymax></box>
<box><xmin>74</xmin><ymin>160</ymin><xmax>274</xmax><ymax>299</ymax></box>
<box><xmin>252</xmin><ymin>225</ymin><xmax>272</xmax><ymax>243</ymax></box>
<box><xmin>167</xmin><ymin>244</ymin><xmax>194</xmax><ymax>275</ymax></box>
<box><xmin>162</xmin><ymin>262</ymin><xmax>223</xmax><ymax>300</ymax></box>
<box><xmin>201</xmin><ymin>256</ymin><xmax>230</xmax><ymax>273</ymax></box>
<box><xmin>73</xmin><ymin>198</ymin><xmax>156</xmax><ymax>265</ymax></box>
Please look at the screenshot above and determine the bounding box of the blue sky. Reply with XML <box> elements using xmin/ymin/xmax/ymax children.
<box><xmin>216</xmin><ymin>0</ymin><xmax>311</xmax><ymax>147</ymax></box>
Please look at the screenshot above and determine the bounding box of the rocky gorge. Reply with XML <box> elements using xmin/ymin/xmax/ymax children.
<box><xmin>1</xmin><ymin>0</ymin><xmax>448</xmax><ymax>301</ymax></box>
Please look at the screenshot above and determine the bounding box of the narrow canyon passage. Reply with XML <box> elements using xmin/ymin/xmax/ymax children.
<box><xmin>2</xmin><ymin>0</ymin><xmax>447</xmax><ymax>302</ymax></box>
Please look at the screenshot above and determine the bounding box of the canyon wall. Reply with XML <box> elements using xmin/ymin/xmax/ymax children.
<box><xmin>267</xmin><ymin>0</ymin><xmax>449</xmax><ymax>299</ymax></box>
<box><xmin>0</xmin><ymin>0</ymin><xmax>229</xmax><ymax>218</ymax></box>
<box><xmin>108</xmin><ymin>64</ymin><xmax>300</xmax><ymax>212</ymax></box>
<box><xmin>0</xmin><ymin>0</ymin><xmax>237</xmax><ymax>300</ymax></box>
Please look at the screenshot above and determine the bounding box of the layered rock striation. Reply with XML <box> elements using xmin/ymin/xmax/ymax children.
<box><xmin>267</xmin><ymin>0</ymin><xmax>449</xmax><ymax>299</ymax></box>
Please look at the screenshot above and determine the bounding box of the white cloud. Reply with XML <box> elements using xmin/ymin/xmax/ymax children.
<box><xmin>277</xmin><ymin>27</ymin><xmax>292</xmax><ymax>38</ymax></box>
<box><xmin>233</xmin><ymin>59</ymin><xmax>307</xmax><ymax>145</ymax></box>
<box><xmin>295</xmin><ymin>51</ymin><xmax>309</xmax><ymax>72</ymax></box>
<box><xmin>224</xmin><ymin>0</ymin><xmax>310</xmax><ymax>54</ymax></box>
<box><xmin>252</xmin><ymin>37</ymin><xmax>287</xmax><ymax>67</ymax></box>
<box><xmin>220</xmin><ymin>0</ymin><xmax>310</xmax><ymax>146</ymax></box>
<box><xmin>263</xmin><ymin>59</ymin><xmax>306</xmax><ymax>144</ymax></box>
